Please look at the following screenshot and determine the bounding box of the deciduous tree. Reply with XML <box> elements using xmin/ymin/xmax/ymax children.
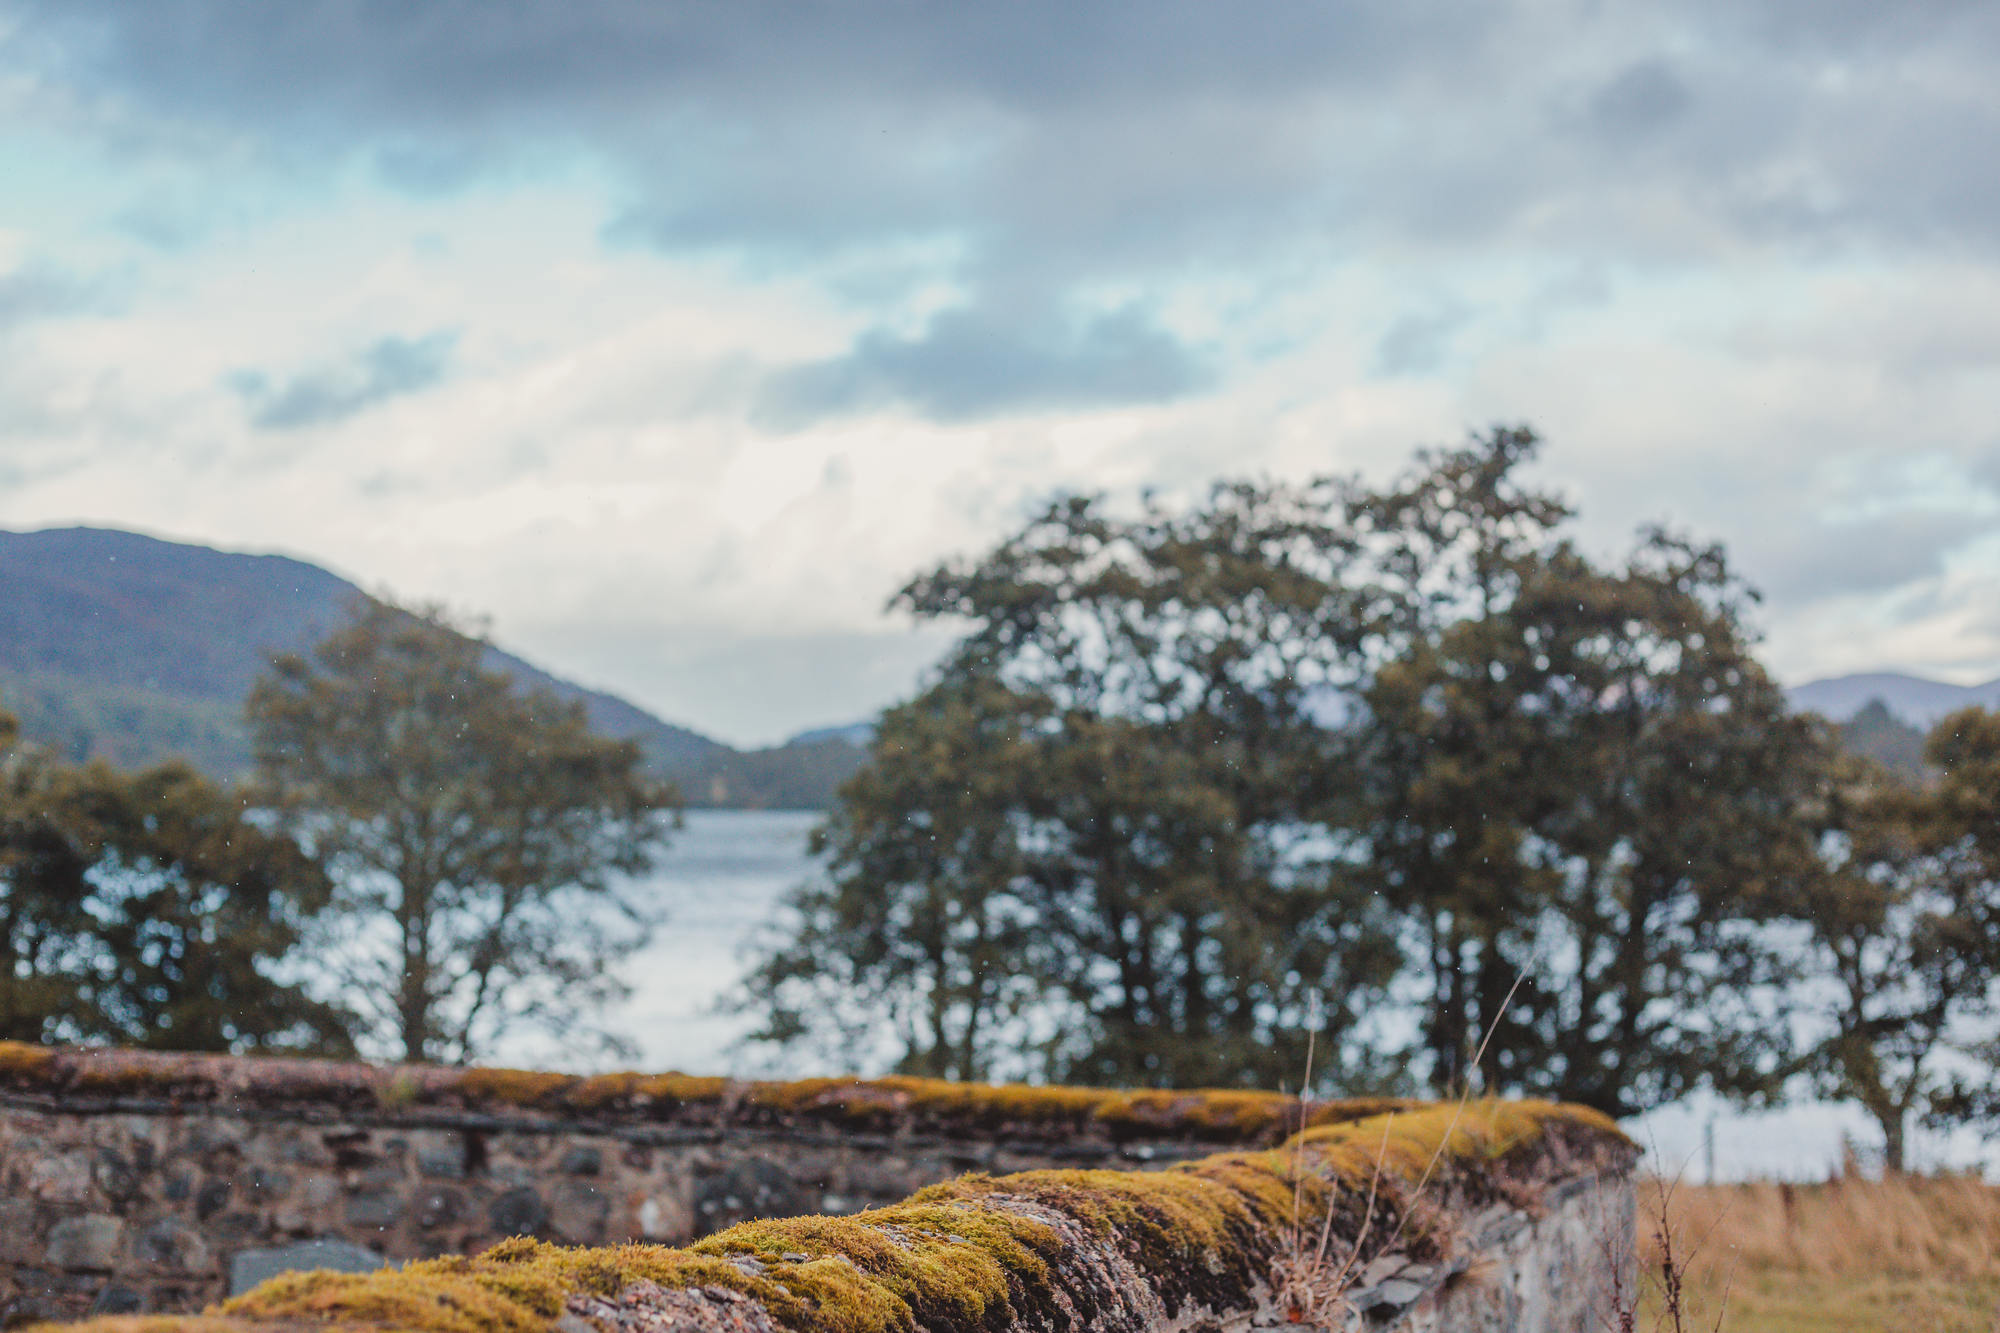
<box><xmin>247</xmin><ymin>600</ymin><xmax>677</xmax><ymax>1064</ymax></box>
<box><xmin>0</xmin><ymin>710</ymin><xmax>348</xmax><ymax>1051</ymax></box>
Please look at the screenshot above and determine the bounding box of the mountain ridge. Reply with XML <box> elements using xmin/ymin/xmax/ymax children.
<box><xmin>0</xmin><ymin>526</ymin><xmax>866</xmax><ymax>809</ymax></box>
<box><xmin>1785</xmin><ymin>671</ymin><xmax>2000</xmax><ymax>727</ymax></box>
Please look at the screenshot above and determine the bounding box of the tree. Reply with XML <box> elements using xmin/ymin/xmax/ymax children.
<box><xmin>1348</xmin><ymin>430</ymin><xmax>1819</xmax><ymax>1113</ymax></box>
<box><xmin>1805</xmin><ymin>708</ymin><xmax>2000</xmax><ymax>1169</ymax></box>
<box><xmin>747</xmin><ymin>427</ymin><xmax>1828</xmax><ymax>1110</ymax></box>
<box><xmin>743</xmin><ymin>672</ymin><xmax>1046</xmax><ymax>1080</ymax></box>
<box><xmin>747</xmin><ymin>481</ymin><xmax>1403</xmax><ymax>1090</ymax></box>
<box><xmin>0</xmin><ymin>710</ymin><xmax>349</xmax><ymax>1052</ymax></box>
<box><xmin>246</xmin><ymin>599</ymin><xmax>678</xmax><ymax>1064</ymax></box>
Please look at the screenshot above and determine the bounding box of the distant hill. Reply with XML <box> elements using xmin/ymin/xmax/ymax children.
<box><xmin>0</xmin><ymin>527</ymin><xmax>867</xmax><ymax>809</ymax></box>
<box><xmin>1786</xmin><ymin>671</ymin><xmax>2000</xmax><ymax>784</ymax></box>
<box><xmin>1786</xmin><ymin>672</ymin><xmax>2000</xmax><ymax>728</ymax></box>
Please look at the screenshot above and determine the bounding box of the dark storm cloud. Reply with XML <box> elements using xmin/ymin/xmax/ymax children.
<box><xmin>760</xmin><ymin>304</ymin><xmax>1212</xmax><ymax>425</ymax></box>
<box><xmin>229</xmin><ymin>331</ymin><xmax>457</xmax><ymax>430</ymax></box>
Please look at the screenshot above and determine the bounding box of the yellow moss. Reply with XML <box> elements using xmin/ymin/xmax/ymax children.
<box><xmin>562</xmin><ymin>1071</ymin><xmax>734</xmax><ymax>1111</ymax></box>
<box><xmin>1289</xmin><ymin>1097</ymin><xmax>1629</xmax><ymax>1170</ymax></box>
<box><xmin>0</xmin><ymin>1040</ymin><xmax>54</xmax><ymax>1081</ymax></box>
<box><xmin>1092</xmin><ymin>1088</ymin><xmax>1294</xmax><ymax>1138</ymax></box>
<box><xmin>455</xmin><ymin>1067</ymin><xmax>580</xmax><ymax>1108</ymax></box>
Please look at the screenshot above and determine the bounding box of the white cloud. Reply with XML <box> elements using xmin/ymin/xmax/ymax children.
<box><xmin>3</xmin><ymin>2</ymin><xmax>1999</xmax><ymax>741</ymax></box>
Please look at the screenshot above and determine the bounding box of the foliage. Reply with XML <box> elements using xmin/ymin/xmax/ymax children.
<box><xmin>246</xmin><ymin>598</ymin><xmax>679</xmax><ymax>1064</ymax></box>
<box><xmin>1825</xmin><ymin>707</ymin><xmax>2000</xmax><ymax>1156</ymax></box>
<box><xmin>748</xmin><ymin>479</ymin><xmax>1403</xmax><ymax>1089</ymax></box>
<box><xmin>1347</xmin><ymin>430</ymin><xmax>1819</xmax><ymax>1113</ymax></box>
<box><xmin>747</xmin><ymin>427</ymin><xmax>1829</xmax><ymax>1116</ymax></box>
<box><xmin>0</xmin><ymin>709</ymin><xmax>350</xmax><ymax>1052</ymax></box>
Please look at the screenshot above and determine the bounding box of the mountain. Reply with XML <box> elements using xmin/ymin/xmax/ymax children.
<box><xmin>1785</xmin><ymin>672</ymin><xmax>2000</xmax><ymax>727</ymax></box>
<box><xmin>1786</xmin><ymin>671</ymin><xmax>2000</xmax><ymax>783</ymax></box>
<box><xmin>0</xmin><ymin>527</ymin><xmax>867</xmax><ymax>808</ymax></box>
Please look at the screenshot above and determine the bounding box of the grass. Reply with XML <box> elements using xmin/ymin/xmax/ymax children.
<box><xmin>1636</xmin><ymin>1172</ymin><xmax>2000</xmax><ymax>1333</ymax></box>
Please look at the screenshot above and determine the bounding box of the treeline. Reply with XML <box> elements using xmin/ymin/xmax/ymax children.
<box><xmin>0</xmin><ymin>601</ymin><xmax>677</xmax><ymax>1067</ymax></box>
<box><xmin>743</xmin><ymin>428</ymin><xmax>2000</xmax><ymax>1170</ymax></box>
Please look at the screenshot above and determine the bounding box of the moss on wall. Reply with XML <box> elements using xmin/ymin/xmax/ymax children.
<box><xmin>0</xmin><ymin>1042</ymin><xmax>1421</xmax><ymax>1145</ymax></box>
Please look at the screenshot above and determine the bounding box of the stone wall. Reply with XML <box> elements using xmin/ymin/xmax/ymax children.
<box><xmin>0</xmin><ymin>1045</ymin><xmax>1368</xmax><ymax>1323</ymax></box>
<box><xmin>0</xmin><ymin>1047</ymin><xmax>1639</xmax><ymax>1331</ymax></box>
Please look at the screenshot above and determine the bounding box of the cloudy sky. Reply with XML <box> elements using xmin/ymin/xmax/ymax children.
<box><xmin>2</xmin><ymin>2</ymin><xmax>1997</xmax><ymax>745</ymax></box>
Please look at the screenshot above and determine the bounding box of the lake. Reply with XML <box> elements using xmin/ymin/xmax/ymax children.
<box><xmin>574</xmin><ymin>809</ymin><xmax>1994</xmax><ymax>1182</ymax></box>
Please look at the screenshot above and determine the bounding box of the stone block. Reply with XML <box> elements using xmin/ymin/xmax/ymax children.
<box><xmin>417</xmin><ymin>1150</ymin><xmax>465</xmax><ymax>1180</ymax></box>
<box><xmin>559</xmin><ymin>1146</ymin><xmax>603</xmax><ymax>1176</ymax></box>
<box><xmin>550</xmin><ymin>1182</ymin><xmax>609</xmax><ymax>1244</ymax></box>
<box><xmin>195</xmin><ymin>1179</ymin><xmax>231</xmax><ymax>1220</ymax></box>
<box><xmin>488</xmin><ymin>1187</ymin><xmax>548</xmax><ymax>1236</ymax></box>
<box><xmin>93</xmin><ymin>1148</ymin><xmax>143</xmax><ymax>1202</ymax></box>
<box><xmin>137</xmin><ymin>1217</ymin><xmax>212</xmax><ymax>1272</ymax></box>
<box><xmin>0</xmin><ymin>1199</ymin><xmax>39</xmax><ymax>1262</ymax></box>
<box><xmin>636</xmin><ymin>1192</ymin><xmax>694</xmax><ymax>1244</ymax></box>
<box><xmin>47</xmin><ymin>1214</ymin><xmax>125</xmax><ymax>1270</ymax></box>
<box><xmin>245</xmin><ymin>1168</ymin><xmax>294</xmax><ymax>1201</ymax></box>
<box><xmin>90</xmin><ymin>1285</ymin><xmax>145</xmax><ymax>1315</ymax></box>
<box><xmin>344</xmin><ymin>1191</ymin><xmax>402</xmax><ymax>1229</ymax></box>
<box><xmin>416</xmin><ymin>1187</ymin><xmax>464</xmax><ymax>1231</ymax></box>
<box><xmin>228</xmin><ymin>1239</ymin><xmax>385</xmax><ymax>1296</ymax></box>
<box><xmin>27</xmin><ymin>1153</ymin><xmax>94</xmax><ymax>1205</ymax></box>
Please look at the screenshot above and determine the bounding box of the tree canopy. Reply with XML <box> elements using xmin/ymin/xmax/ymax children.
<box><xmin>0</xmin><ymin>709</ymin><xmax>348</xmax><ymax>1052</ymax></box>
<box><xmin>247</xmin><ymin>598</ymin><xmax>679</xmax><ymax>1064</ymax></box>
<box><xmin>745</xmin><ymin>428</ymin><xmax>1855</xmax><ymax>1115</ymax></box>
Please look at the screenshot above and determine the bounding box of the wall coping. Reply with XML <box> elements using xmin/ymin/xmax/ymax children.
<box><xmin>0</xmin><ymin>1044</ymin><xmax>1422</xmax><ymax>1147</ymax></box>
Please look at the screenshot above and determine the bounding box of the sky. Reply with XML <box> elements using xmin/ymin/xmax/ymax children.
<box><xmin>2</xmin><ymin>2</ymin><xmax>1998</xmax><ymax>747</ymax></box>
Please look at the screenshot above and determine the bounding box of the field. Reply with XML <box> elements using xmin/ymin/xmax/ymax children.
<box><xmin>1635</xmin><ymin>1173</ymin><xmax>2000</xmax><ymax>1332</ymax></box>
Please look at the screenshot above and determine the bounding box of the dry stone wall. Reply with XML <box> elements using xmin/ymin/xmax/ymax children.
<box><xmin>0</xmin><ymin>1046</ymin><xmax>1351</xmax><ymax>1323</ymax></box>
<box><xmin>0</xmin><ymin>1047</ymin><xmax>1639</xmax><ymax>1332</ymax></box>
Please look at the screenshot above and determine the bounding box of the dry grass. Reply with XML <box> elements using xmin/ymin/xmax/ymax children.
<box><xmin>1636</xmin><ymin>1173</ymin><xmax>2000</xmax><ymax>1333</ymax></box>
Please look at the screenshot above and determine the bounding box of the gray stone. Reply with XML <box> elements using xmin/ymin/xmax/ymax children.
<box><xmin>696</xmin><ymin>1158</ymin><xmax>806</xmax><ymax>1232</ymax></box>
<box><xmin>417</xmin><ymin>1150</ymin><xmax>466</xmax><ymax>1180</ymax></box>
<box><xmin>1366</xmin><ymin>1277</ymin><xmax>1428</xmax><ymax>1310</ymax></box>
<box><xmin>93</xmin><ymin>1148</ymin><xmax>143</xmax><ymax>1202</ymax></box>
<box><xmin>137</xmin><ymin>1216</ymin><xmax>213</xmax><ymax>1264</ymax></box>
<box><xmin>246</xmin><ymin>1167</ymin><xmax>294</xmax><ymax>1200</ymax></box>
<box><xmin>560</xmin><ymin>1146</ymin><xmax>603</xmax><ymax>1176</ymax></box>
<box><xmin>47</xmin><ymin>1214</ymin><xmax>124</xmax><ymax>1270</ymax></box>
<box><xmin>489</xmin><ymin>1186</ymin><xmax>549</xmax><ymax>1236</ymax></box>
<box><xmin>637</xmin><ymin>1192</ymin><xmax>693</xmax><ymax>1244</ymax></box>
<box><xmin>138</xmin><ymin>1217</ymin><xmax>211</xmax><ymax>1271</ymax></box>
<box><xmin>90</xmin><ymin>1285</ymin><xmax>145</xmax><ymax>1315</ymax></box>
<box><xmin>345</xmin><ymin>1190</ymin><xmax>403</xmax><ymax>1229</ymax></box>
<box><xmin>229</xmin><ymin>1239</ymin><xmax>386</xmax><ymax>1296</ymax></box>
<box><xmin>195</xmin><ymin>1178</ymin><xmax>231</xmax><ymax>1220</ymax></box>
<box><xmin>0</xmin><ymin>1200</ymin><xmax>39</xmax><ymax>1263</ymax></box>
<box><xmin>417</xmin><ymin>1187</ymin><xmax>464</xmax><ymax>1231</ymax></box>
<box><xmin>550</xmin><ymin>1182</ymin><xmax>609</xmax><ymax>1244</ymax></box>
